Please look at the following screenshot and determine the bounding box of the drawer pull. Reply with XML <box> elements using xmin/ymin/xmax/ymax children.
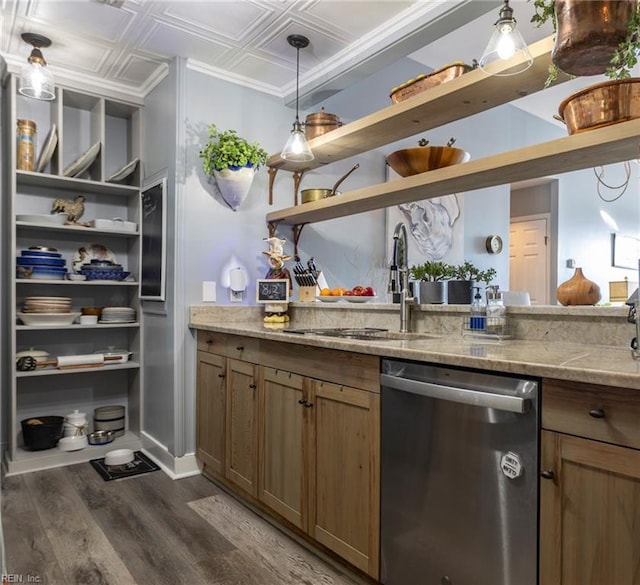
<box><xmin>248</xmin><ymin>383</ymin><xmax>257</xmax><ymax>390</ymax></box>
<box><xmin>540</xmin><ymin>470</ymin><xmax>555</xmax><ymax>480</ymax></box>
<box><xmin>589</xmin><ymin>408</ymin><xmax>605</xmax><ymax>419</ymax></box>
<box><xmin>217</xmin><ymin>373</ymin><xmax>225</xmax><ymax>378</ymax></box>
<box><xmin>236</xmin><ymin>346</ymin><xmax>244</xmax><ymax>351</ymax></box>
<box><xmin>298</xmin><ymin>399</ymin><xmax>307</xmax><ymax>405</ymax></box>
<box><xmin>304</xmin><ymin>402</ymin><xmax>313</xmax><ymax>408</ymax></box>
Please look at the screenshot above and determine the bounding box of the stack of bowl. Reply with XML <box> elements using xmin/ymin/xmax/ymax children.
<box><xmin>16</xmin><ymin>247</ymin><xmax>67</xmax><ymax>280</ymax></box>
<box><xmin>79</xmin><ymin>259</ymin><xmax>129</xmax><ymax>281</ymax></box>
<box><xmin>18</xmin><ymin>296</ymin><xmax>80</xmax><ymax>326</ymax></box>
<box><xmin>94</xmin><ymin>405</ymin><xmax>125</xmax><ymax>438</ymax></box>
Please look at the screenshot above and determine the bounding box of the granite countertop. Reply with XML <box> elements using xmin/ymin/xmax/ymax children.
<box><xmin>190</xmin><ymin>308</ymin><xmax>640</xmax><ymax>391</ymax></box>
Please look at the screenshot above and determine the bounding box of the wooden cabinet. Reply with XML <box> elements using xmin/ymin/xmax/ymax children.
<box><xmin>308</xmin><ymin>380</ymin><xmax>380</xmax><ymax>578</ymax></box>
<box><xmin>196</xmin><ymin>351</ymin><xmax>226</xmax><ymax>476</ymax></box>
<box><xmin>5</xmin><ymin>75</ymin><xmax>143</xmax><ymax>475</ymax></box>
<box><xmin>257</xmin><ymin>370</ymin><xmax>380</xmax><ymax>578</ymax></box>
<box><xmin>540</xmin><ymin>379</ymin><xmax>640</xmax><ymax>585</ymax></box>
<box><xmin>258</xmin><ymin>367</ymin><xmax>306</xmax><ymax>529</ymax></box>
<box><xmin>196</xmin><ymin>332</ymin><xmax>381</xmax><ymax>579</ymax></box>
<box><xmin>225</xmin><ymin>358</ymin><xmax>259</xmax><ymax>496</ymax></box>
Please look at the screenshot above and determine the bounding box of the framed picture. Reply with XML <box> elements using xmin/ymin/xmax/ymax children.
<box><xmin>611</xmin><ymin>233</ymin><xmax>640</xmax><ymax>270</ymax></box>
<box><xmin>385</xmin><ymin>166</ymin><xmax>464</xmax><ymax>265</ymax></box>
<box><xmin>139</xmin><ymin>178</ymin><xmax>167</xmax><ymax>301</ymax></box>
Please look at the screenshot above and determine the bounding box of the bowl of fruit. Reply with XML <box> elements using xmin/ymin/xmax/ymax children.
<box><xmin>317</xmin><ymin>285</ymin><xmax>376</xmax><ymax>302</ymax></box>
<box><xmin>343</xmin><ymin>285</ymin><xmax>376</xmax><ymax>302</ymax></box>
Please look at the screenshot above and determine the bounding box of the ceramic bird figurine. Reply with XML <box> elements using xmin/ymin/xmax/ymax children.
<box><xmin>51</xmin><ymin>195</ymin><xmax>85</xmax><ymax>223</ymax></box>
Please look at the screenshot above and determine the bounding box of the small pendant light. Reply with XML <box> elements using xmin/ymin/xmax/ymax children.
<box><xmin>479</xmin><ymin>0</ymin><xmax>533</xmax><ymax>76</ymax></box>
<box><xmin>281</xmin><ymin>34</ymin><xmax>314</xmax><ymax>162</ymax></box>
<box><xmin>19</xmin><ymin>32</ymin><xmax>55</xmax><ymax>101</ymax></box>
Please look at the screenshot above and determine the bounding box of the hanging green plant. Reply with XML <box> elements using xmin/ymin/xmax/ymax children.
<box><xmin>199</xmin><ymin>124</ymin><xmax>268</xmax><ymax>176</ymax></box>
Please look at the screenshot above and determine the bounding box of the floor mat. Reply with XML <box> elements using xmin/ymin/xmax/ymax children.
<box><xmin>90</xmin><ymin>450</ymin><xmax>160</xmax><ymax>481</ymax></box>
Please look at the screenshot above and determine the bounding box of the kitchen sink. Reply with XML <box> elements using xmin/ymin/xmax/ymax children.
<box><xmin>281</xmin><ymin>328</ymin><xmax>439</xmax><ymax>341</ymax></box>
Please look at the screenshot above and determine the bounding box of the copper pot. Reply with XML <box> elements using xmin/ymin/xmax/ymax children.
<box><xmin>553</xmin><ymin>0</ymin><xmax>635</xmax><ymax>76</ymax></box>
<box><xmin>558</xmin><ymin>78</ymin><xmax>640</xmax><ymax>135</ymax></box>
<box><xmin>304</xmin><ymin>107</ymin><xmax>342</xmax><ymax>140</ymax></box>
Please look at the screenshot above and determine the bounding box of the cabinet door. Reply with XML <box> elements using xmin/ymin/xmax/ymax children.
<box><xmin>225</xmin><ymin>358</ymin><xmax>258</xmax><ymax>496</ymax></box>
<box><xmin>196</xmin><ymin>351</ymin><xmax>226</xmax><ymax>477</ymax></box>
<box><xmin>258</xmin><ymin>367</ymin><xmax>306</xmax><ymax>529</ymax></box>
<box><xmin>540</xmin><ymin>430</ymin><xmax>640</xmax><ymax>585</ymax></box>
<box><xmin>308</xmin><ymin>381</ymin><xmax>380</xmax><ymax>579</ymax></box>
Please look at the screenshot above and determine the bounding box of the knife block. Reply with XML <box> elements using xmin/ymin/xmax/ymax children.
<box><xmin>298</xmin><ymin>286</ymin><xmax>317</xmax><ymax>302</ymax></box>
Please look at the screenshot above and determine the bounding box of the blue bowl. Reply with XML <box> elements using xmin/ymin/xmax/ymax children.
<box><xmin>21</xmin><ymin>250</ymin><xmax>62</xmax><ymax>259</ymax></box>
<box><xmin>16</xmin><ymin>257</ymin><xmax>66</xmax><ymax>267</ymax></box>
<box><xmin>81</xmin><ymin>269</ymin><xmax>130</xmax><ymax>281</ymax></box>
<box><xmin>17</xmin><ymin>265</ymin><xmax>67</xmax><ymax>280</ymax></box>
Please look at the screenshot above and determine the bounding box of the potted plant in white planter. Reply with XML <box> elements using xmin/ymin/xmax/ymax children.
<box><xmin>199</xmin><ymin>124</ymin><xmax>269</xmax><ymax>211</ymax></box>
<box><xmin>448</xmin><ymin>261</ymin><xmax>497</xmax><ymax>304</ymax></box>
<box><xmin>410</xmin><ymin>261</ymin><xmax>454</xmax><ymax>304</ymax></box>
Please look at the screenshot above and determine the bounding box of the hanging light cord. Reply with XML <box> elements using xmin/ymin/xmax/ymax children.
<box><xmin>294</xmin><ymin>45</ymin><xmax>301</xmax><ymax>126</ymax></box>
<box><xmin>593</xmin><ymin>160</ymin><xmax>632</xmax><ymax>202</ymax></box>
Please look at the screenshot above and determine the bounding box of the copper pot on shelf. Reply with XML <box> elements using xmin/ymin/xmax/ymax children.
<box><xmin>558</xmin><ymin>78</ymin><xmax>640</xmax><ymax>135</ymax></box>
<box><xmin>304</xmin><ymin>107</ymin><xmax>342</xmax><ymax>140</ymax></box>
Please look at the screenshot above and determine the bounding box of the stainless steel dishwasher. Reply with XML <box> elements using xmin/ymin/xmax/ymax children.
<box><xmin>380</xmin><ymin>359</ymin><xmax>539</xmax><ymax>585</ymax></box>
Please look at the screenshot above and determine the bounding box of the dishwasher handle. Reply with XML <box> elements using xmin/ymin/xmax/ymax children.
<box><xmin>380</xmin><ymin>373</ymin><xmax>531</xmax><ymax>414</ymax></box>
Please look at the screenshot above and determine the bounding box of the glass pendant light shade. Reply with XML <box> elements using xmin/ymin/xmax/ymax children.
<box><xmin>479</xmin><ymin>0</ymin><xmax>533</xmax><ymax>76</ymax></box>
<box><xmin>281</xmin><ymin>119</ymin><xmax>314</xmax><ymax>161</ymax></box>
<box><xmin>281</xmin><ymin>34</ymin><xmax>314</xmax><ymax>162</ymax></box>
<box><xmin>18</xmin><ymin>33</ymin><xmax>55</xmax><ymax>101</ymax></box>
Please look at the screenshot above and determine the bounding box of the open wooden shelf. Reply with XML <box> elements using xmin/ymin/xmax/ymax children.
<box><xmin>267</xmin><ymin>118</ymin><xmax>640</xmax><ymax>226</ymax></box>
<box><xmin>267</xmin><ymin>36</ymin><xmax>557</xmax><ymax>172</ymax></box>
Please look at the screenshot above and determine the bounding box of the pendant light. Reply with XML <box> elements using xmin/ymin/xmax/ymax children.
<box><xmin>281</xmin><ymin>34</ymin><xmax>314</xmax><ymax>162</ymax></box>
<box><xmin>479</xmin><ymin>0</ymin><xmax>533</xmax><ymax>76</ymax></box>
<box><xmin>19</xmin><ymin>32</ymin><xmax>55</xmax><ymax>101</ymax></box>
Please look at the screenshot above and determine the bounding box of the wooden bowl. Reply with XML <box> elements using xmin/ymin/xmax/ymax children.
<box><xmin>386</xmin><ymin>146</ymin><xmax>469</xmax><ymax>177</ymax></box>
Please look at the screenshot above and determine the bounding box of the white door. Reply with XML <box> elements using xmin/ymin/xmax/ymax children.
<box><xmin>509</xmin><ymin>217</ymin><xmax>550</xmax><ymax>304</ymax></box>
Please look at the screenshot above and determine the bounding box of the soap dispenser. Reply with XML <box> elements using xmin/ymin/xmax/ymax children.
<box><xmin>486</xmin><ymin>285</ymin><xmax>506</xmax><ymax>333</ymax></box>
<box><xmin>470</xmin><ymin>286</ymin><xmax>486</xmax><ymax>330</ymax></box>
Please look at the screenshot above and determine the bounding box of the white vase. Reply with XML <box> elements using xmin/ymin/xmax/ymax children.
<box><xmin>212</xmin><ymin>166</ymin><xmax>256</xmax><ymax>211</ymax></box>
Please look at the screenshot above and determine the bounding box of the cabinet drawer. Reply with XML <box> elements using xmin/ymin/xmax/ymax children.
<box><xmin>197</xmin><ymin>331</ymin><xmax>228</xmax><ymax>355</ymax></box>
<box><xmin>226</xmin><ymin>335</ymin><xmax>260</xmax><ymax>362</ymax></box>
<box><xmin>542</xmin><ymin>379</ymin><xmax>640</xmax><ymax>449</ymax></box>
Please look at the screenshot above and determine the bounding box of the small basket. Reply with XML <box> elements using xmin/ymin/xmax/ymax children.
<box><xmin>462</xmin><ymin>316</ymin><xmax>512</xmax><ymax>342</ymax></box>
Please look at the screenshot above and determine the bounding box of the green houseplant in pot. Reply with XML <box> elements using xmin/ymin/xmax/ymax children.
<box><xmin>410</xmin><ymin>261</ymin><xmax>453</xmax><ymax>304</ymax></box>
<box><xmin>199</xmin><ymin>124</ymin><xmax>269</xmax><ymax>211</ymax></box>
<box><xmin>447</xmin><ymin>261</ymin><xmax>497</xmax><ymax>304</ymax></box>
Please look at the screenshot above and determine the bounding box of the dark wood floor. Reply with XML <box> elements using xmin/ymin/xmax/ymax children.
<box><xmin>2</xmin><ymin>463</ymin><xmax>363</xmax><ymax>585</ymax></box>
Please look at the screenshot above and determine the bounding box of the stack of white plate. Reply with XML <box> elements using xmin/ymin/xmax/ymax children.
<box><xmin>94</xmin><ymin>405</ymin><xmax>125</xmax><ymax>437</ymax></box>
<box><xmin>99</xmin><ymin>307</ymin><xmax>136</xmax><ymax>323</ymax></box>
<box><xmin>23</xmin><ymin>296</ymin><xmax>72</xmax><ymax>313</ymax></box>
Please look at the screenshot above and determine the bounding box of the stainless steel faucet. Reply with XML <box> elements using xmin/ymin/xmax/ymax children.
<box><xmin>389</xmin><ymin>222</ymin><xmax>416</xmax><ymax>332</ymax></box>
